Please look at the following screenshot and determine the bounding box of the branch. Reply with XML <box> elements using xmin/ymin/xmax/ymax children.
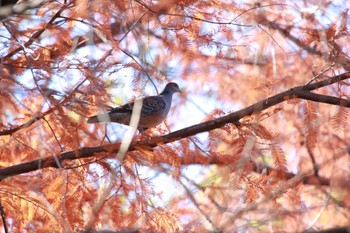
<box><xmin>266</xmin><ymin>21</ymin><xmax>350</xmax><ymax>69</ymax></box>
<box><xmin>133</xmin><ymin>0</ymin><xmax>253</xmax><ymax>27</ymax></box>
<box><xmin>307</xmin><ymin>226</ymin><xmax>350</xmax><ymax>233</ymax></box>
<box><xmin>0</xmin><ymin>72</ymin><xmax>349</xmax><ymax>180</ymax></box>
<box><xmin>82</xmin><ymin>230</ymin><xmax>139</xmax><ymax>233</ymax></box>
<box><xmin>266</xmin><ymin>21</ymin><xmax>323</xmax><ymax>56</ymax></box>
<box><xmin>0</xmin><ymin>198</ymin><xmax>8</xmax><ymax>233</ymax></box>
<box><xmin>0</xmin><ymin>77</ymin><xmax>87</xmax><ymax>136</ymax></box>
<box><xmin>0</xmin><ymin>0</ymin><xmax>47</xmax><ymax>19</ymax></box>
<box><xmin>2</xmin><ymin>3</ymin><xmax>68</xmax><ymax>61</ymax></box>
<box><xmin>1</xmin><ymin>113</ymin><xmax>43</xmax><ymax>136</ymax></box>
<box><xmin>160</xmin><ymin>72</ymin><xmax>350</xmax><ymax>141</ymax></box>
<box><xmin>295</xmin><ymin>91</ymin><xmax>350</xmax><ymax>107</ymax></box>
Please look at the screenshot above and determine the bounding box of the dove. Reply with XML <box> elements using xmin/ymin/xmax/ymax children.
<box><xmin>87</xmin><ymin>82</ymin><xmax>181</xmax><ymax>130</ymax></box>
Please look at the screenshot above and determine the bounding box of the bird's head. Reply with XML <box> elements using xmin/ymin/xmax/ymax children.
<box><xmin>161</xmin><ymin>82</ymin><xmax>182</xmax><ymax>95</ymax></box>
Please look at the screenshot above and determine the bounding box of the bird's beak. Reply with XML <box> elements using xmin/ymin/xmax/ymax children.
<box><xmin>176</xmin><ymin>87</ymin><xmax>182</xmax><ymax>94</ymax></box>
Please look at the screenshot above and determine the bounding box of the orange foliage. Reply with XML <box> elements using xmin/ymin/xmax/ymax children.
<box><xmin>0</xmin><ymin>0</ymin><xmax>349</xmax><ymax>232</ymax></box>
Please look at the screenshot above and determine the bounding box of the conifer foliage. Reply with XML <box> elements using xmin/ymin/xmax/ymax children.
<box><xmin>0</xmin><ymin>1</ymin><xmax>349</xmax><ymax>232</ymax></box>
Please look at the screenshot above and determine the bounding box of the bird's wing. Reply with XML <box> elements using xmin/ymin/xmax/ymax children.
<box><xmin>109</xmin><ymin>102</ymin><xmax>133</xmax><ymax>114</ymax></box>
<box><xmin>87</xmin><ymin>83</ymin><xmax>180</xmax><ymax>126</ymax></box>
<box><xmin>140</xmin><ymin>96</ymin><xmax>167</xmax><ymax>115</ymax></box>
<box><xmin>108</xmin><ymin>96</ymin><xmax>166</xmax><ymax>115</ymax></box>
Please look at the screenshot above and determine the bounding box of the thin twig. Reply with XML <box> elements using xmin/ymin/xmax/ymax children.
<box><xmin>0</xmin><ymin>77</ymin><xmax>87</xmax><ymax>136</ymax></box>
<box><xmin>43</xmin><ymin>117</ymin><xmax>64</xmax><ymax>151</ymax></box>
<box><xmin>258</xmin><ymin>24</ymin><xmax>287</xmax><ymax>56</ymax></box>
<box><xmin>3</xmin><ymin>3</ymin><xmax>69</xmax><ymax>61</ymax></box>
<box><xmin>306</xmin><ymin>146</ymin><xmax>319</xmax><ymax>177</ymax></box>
<box><xmin>0</xmin><ymin>198</ymin><xmax>8</xmax><ymax>233</ymax></box>
<box><xmin>118</xmin><ymin>47</ymin><xmax>157</xmax><ymax>94</ymax></box>
<box><xmin>306</xmin><ymin>62</ymin><xmax>336</xmax><ymax>85</ymax></box>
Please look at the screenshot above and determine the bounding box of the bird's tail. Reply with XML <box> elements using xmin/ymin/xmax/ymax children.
<box><xmin>86</xmin><ymin>116</ymin><xmax>99</xmax><ymax>123</ymax></box>
<box><xmin>86</xmin><ymin>113</ymin><xmax>114</xmax><ymax>123</ymax></box>
<box><xmin>87</xmin><ymin>112</ymin><xmax>131</xmax><ymax>124</ymax></box>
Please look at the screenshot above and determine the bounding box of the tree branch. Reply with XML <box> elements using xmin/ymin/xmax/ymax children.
<box><xmin>266</xmin><ymin>21</ymin><xmax>323</xmax><ymax>56</ymax></box>
<box><xmin>0</xmin><ymin>198</ymin><xmax>8</xmax><ymax>233</ymax></box>
<box><xmin>2</xmin><ymin>3</ymin><xmax>68</xmax><ymax>61</ymax></box>
<box><xmin>0</xmin><ymin>0</ymin><xmax>46</xmax><ymax>20</ymax></box>
<box><xmin>0</xmin><ymin>77</ymin><xmax>87</xmax><ymax>136</ymax></box>
<box><xmin>0</xmin><ymin>72</ymin><xmax>349</xmax><ymax>180</ymax></box>
<box><xmin>265</xmin><ymin>21</ymin><xmax>350</xmax><ymax>69</ymax></box>
<box><xmin>307</xmin><ymin>226</ymin><xmax>350</xmax><ymax>233</ymax></box>
<box><xmin>295</xmin><ymin>91</ymin><xmax>350</xmax><ymax>107</ymax></box>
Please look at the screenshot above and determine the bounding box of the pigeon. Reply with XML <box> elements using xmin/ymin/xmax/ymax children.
<box><xmin>87</xmin><ymin>82</ymin><xmax>181</xmax><ymax>130</ymax></box>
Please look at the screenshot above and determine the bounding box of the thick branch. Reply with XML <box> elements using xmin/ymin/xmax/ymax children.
<box><xmin>295</xmin><ymin>91</ymin><xmax>350</xmax><ymax>107</ymax></box>
<box><xmin>308</xmin><ymin>226</ymin><xmax>350</xmax><ymax>233</ymax></box>
<box><xmin>0</xmin><ymin>72</ymin><xmax>349</xmax><ymax>180</ymax></box>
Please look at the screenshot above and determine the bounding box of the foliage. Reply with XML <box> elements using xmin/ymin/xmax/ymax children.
<box><xmin>0</xmin><ymin>0</ymin><xmax>349</xmax><ymax>232</ymax></box>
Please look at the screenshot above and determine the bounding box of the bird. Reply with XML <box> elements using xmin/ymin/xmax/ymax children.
<box><xmin>87</xmin><ymin>82</ymin><xmax>181</xmax><ymax>130</ymax></box>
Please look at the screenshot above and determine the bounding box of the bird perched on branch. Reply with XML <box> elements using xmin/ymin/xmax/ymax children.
<box><xmin>87</xmin><ymin>82</ymin><xmax>181</xmax><ymax>130</ymax></box>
